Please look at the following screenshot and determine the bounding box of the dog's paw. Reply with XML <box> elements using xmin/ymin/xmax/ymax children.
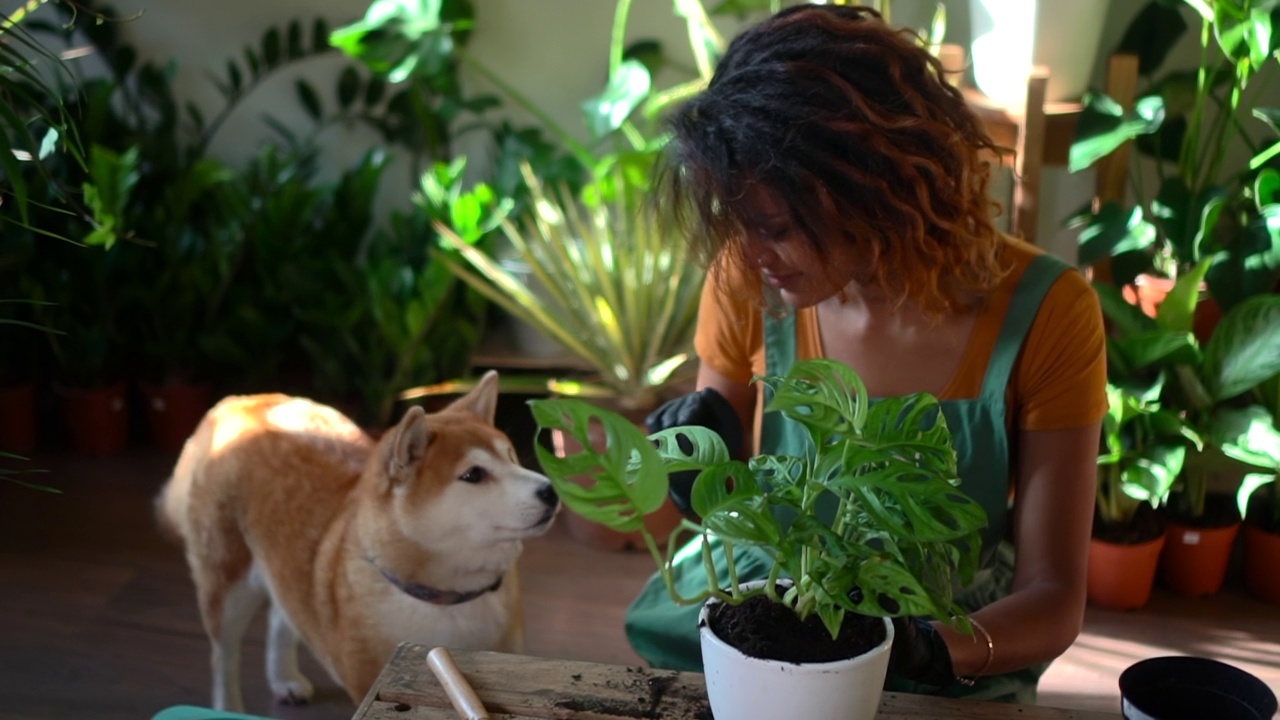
<box><xmin>271</xmin><ymin>676</ymin><xmax>314</xmax><ymax>706</ymax></box>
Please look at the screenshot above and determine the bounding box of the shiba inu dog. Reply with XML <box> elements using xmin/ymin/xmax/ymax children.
<box><xmin>155</xmin><ymin>371</ymin><xmax>558</xmax><ymax>711</ymax></box>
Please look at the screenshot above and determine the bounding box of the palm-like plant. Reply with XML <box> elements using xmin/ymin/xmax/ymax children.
<box><xmin>432</xmin><ymin>163</ymin><xmax>702</xmax><ymax>410</ymax></box>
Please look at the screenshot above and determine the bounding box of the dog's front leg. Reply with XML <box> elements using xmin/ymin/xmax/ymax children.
<box><xmin>266</xmin><ymin>601</ymin><xmax>314</xmax><ymax>705</ymax></box>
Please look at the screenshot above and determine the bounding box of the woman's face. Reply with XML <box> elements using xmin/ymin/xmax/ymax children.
<box><xmin>737</xmin><ymin>188</ymin><xmax>861</xmax><ymax>308</ymax></box>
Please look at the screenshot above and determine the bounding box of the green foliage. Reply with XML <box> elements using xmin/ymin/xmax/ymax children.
<box><xmin>1096</xmin><ymin>382</ymin><xmax>1199</xmax><ymax>527</ymax></box>
<box><xmin>1069</xmin><ymin>0</ymin><xmax>1280</xmax><ymax>305</ymax></box>
<box><xmin>530</xmin><ymin>358</ymin><xmax>986</xmax><ymax>640</ymax></box>
<box><xmin>433</xmin><ymin>163</ymin><xmax>703</xmax><ymax>408</ymax></box>
<box><xmin>1097</xmin><ymin>270</ymin><xmax>1280</xmax><ymax>521</ymax></box>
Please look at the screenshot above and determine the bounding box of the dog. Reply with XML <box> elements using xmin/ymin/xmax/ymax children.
<box><xmin>155</xmin><ymin>370</ymin><xmax>558</xmax><ymax>711</ymax></box>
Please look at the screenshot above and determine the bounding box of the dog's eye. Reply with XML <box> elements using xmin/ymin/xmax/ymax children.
<box><xmin>459</xmin><ymin>466</ymin><xmax>487</xmax><ymax>484</ymax></box>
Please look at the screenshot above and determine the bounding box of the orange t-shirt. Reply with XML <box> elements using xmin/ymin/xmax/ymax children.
<box><xmin>693</xmin><ymin>237</ymin><xmax>1108</xmax><ymax>436</ymax></box>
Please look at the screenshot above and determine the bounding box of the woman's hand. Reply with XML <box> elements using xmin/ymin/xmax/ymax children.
<box><xmin>889</xmin><ymin>617</ymin><xmax>957</xmax><ymax>687</ymax></box>
<box><xmin>646</xmin><ymin>387</ymin><xmax>744</xmax><ymax>519</ymax></box>
<box><xmin>936</xmin><ymin>422</ymin><xmax>1100</xmax><ymax>677</ymax></box>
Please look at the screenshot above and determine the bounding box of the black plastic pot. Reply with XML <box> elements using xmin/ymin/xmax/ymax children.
<box><xmin>1120</xmin><ymin>656</ymin><xmax>1277</xmax><ymax>719</ymax></box>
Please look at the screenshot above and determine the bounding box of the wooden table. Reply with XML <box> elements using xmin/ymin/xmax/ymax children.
<box><xmin>353</xmin><ymin>643</ymin><xmax>1122</xmax><ymax>720</ymax></box>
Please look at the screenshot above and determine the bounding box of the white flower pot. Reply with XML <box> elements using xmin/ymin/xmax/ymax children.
<box><xmin>969</xmin><ymin>0</ymin><xmax>1111</xmax><ymax>107</ymax></box>
<box><xmin>697</xmin><ymin>581</ymin><xmax>894</xmax><ymax>720</ymax></box>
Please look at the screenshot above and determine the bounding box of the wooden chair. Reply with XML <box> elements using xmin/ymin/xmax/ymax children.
<box><xmin>938</xmin><ymin>45</ymin><xmax>1140</xmax><ymax>249</ymax></box>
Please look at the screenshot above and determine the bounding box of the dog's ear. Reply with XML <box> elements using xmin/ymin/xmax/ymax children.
<box><xmin>388</xmin><ymin>405</ymin><xmax>430</xmax><ymax>486</ymax></box>
<box><xmin>446</xmin><ymin>370</ymin><xmax>499</xmax><ymax>425</ymax></box>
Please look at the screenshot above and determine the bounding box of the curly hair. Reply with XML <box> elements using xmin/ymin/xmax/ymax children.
<box><xmin>656</xmin><ymin>3</ymin><xmax>1007</xmax><ymax>316</ymax></box>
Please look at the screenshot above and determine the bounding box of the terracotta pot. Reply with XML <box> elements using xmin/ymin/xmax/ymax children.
<box><xmin>1122</xmin><ymin>275</ymin><xmax>1174</xmax><ymax>318</ymax></box>
<box><xmin>55</xmin><ymin>382</ymin><xmax>129</xmax><ymax>456</ymax></box>
<box><xmin>1087</xmin><ymin>534</ymin><xmax>1166</xmax><ymax>610</ymax></box>
<box><xmin>140</xmin><ymin>380</ymin><xmax>214</xmax><ymax>454</ymax></box>
<box><xmin>0</xmin><ymin>382</ymin><xmax>39</xmax><ymax>455</ymax></box>
<box><xmin>1244</xmin><ymin>522</ymin><xmax>1280</xmax><ymax>605</ymax></box>
<box><xmin>1119</xmin><ymin>274</ymin><xmax>1222</xmax><ymax>343</ymax></box>
<box><xmin>1159</xmin><ymin>520</ymin><xmax>1241</xmax><ymax>598</ymax></box>
<box><xmin>551</xmin><ymin>403</ymin><xmax>687</xmax><ymax>553</ymax></box>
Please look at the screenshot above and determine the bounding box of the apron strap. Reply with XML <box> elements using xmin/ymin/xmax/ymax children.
<box><xmin>979</xmin><ymin>253</ymin><xmax>1072</xmax><ymax>403</ymax></box>
<box><xmin>761</xmin><ymin>302</ymin><xmax>799</xmax><ymax>454</ymax></box>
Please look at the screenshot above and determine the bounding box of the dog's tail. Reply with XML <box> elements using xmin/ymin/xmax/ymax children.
<box><xmin>154</xmin><ymin>468</ymin><xmax>187</xmax><ymax>548</ymax></box>
<box><xmin>154</xmin><ymin>414</ymin><xmax>208</xmax><ymax>548</ymax></box>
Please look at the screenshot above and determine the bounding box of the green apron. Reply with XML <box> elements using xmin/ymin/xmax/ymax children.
<box><xmin>625</xmin><ymin>253</ymin><xmax>1070</xmax><ymax>704</ymax></box>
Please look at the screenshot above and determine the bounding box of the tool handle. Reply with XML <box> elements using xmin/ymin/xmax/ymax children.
<box><xmin>427</xmin><ymin>647</ymin><xmax>489</xmax><ymax>720</ymax></box>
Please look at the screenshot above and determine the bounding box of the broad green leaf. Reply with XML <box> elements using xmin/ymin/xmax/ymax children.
<box><xmin>581</xmin><ymin>59</ymin><xmax>652</xmax><ymax>140</ymax></box>
<box><xmin>1257</xmin><ymin>169</ymin><xmax>1280</xmax><ymax>209</ymax></box>
<box><xmin>1157</xmin><ymin>257</ymin><xmax>1212</xmax><ymax>333</ymax></box>
<box><xmin>1111</xmin><ymin>331</ymin><xmax>1201</xmax><ymax>371</ymax></box>
<box><xmin>1206</xmin><ymin>405</ymin><xmax>1280</xmax><ymax>469</ymax></box>
<box><xmin>1206</xmin><ymin>205</ymin><xmax>1280</xmax><ymax>312</ymax></box>
<box><xmin>1069</xmin><ymin>92</ymin><xmax>1164</xmax><ymax>172</ymax></box>
<box><xmin>1077</xmin><ymin>203</ymin><xmax>1158</xmax><ymax>266</ymax></box>
<box><xmin>1237</xmin><ymin>472</ymin><xmax>1278</xmax><ymax>521</ymax></box>
<box><xmin>1202</xmin><ymin>294</ymin><xmax>1280</xmax><ymax>400</ymax></box>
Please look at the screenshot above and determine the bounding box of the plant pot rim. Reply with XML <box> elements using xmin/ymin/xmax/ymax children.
<box><xmin>1089</xmin><ymin>534</ymin><xmax>1167</xmax><ymax>549</ymax></box>
<box><xmin>1244</xmin><ymin>518</ymin><xmax>1280</xmax><ymax>537</ymax></box>
<box><xmin>698</xmin><ymin>579</ymin><xmax>894</xmax><ymax>669</ymax></box>
<box><xmin>1120</xmin><ymin>655</ymin><xmax>1277</xmax><ymax>719</ymax></box>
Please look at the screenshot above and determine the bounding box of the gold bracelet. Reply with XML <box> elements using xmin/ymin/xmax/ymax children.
<box><xmin>957</xmin><ymin>618</ymin><xmax>994</xmax><ymax>687</ymax></box>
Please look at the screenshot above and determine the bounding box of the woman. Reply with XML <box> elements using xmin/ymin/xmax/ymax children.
<box><xmin>625</xmin><ymin>3</ymin><xmax>1106</xmax><ymax>704</ymax></box>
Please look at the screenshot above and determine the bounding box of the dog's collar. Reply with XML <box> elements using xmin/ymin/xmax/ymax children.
<box><xmin>371</xmin><ymin>560</ymin><xmax>503</xmax><ymax>606</ymax></box>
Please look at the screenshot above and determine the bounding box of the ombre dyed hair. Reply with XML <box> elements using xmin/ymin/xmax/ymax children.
<box><xmin>657</xmin><ymin>3</ymin><xmax>1007</xmax><ymax>315</ymax></box>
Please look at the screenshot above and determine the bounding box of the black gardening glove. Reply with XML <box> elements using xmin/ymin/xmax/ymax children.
<box><xmin>646</xmin><ymin>387</ymin><xmax>744</xmax><ymax>522</ymax></box>
<box><xmin>888</xmin><ymin>617</ymin><xmax>957</xmax><ymax>688</ymax></box>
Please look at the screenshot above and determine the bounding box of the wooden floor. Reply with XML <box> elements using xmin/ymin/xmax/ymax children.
<box><xmin>2</xmin><ymin>442</ymin><xmax>1278</xmax><ymax>720</ymax></box>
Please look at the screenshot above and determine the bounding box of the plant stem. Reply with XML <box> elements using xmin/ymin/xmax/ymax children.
<box><xmin>608</xmin><ymin>0</ymin><xmax>633</xmax><ymax>77</ymax></box>
<box><xmin>1200</xmin><ymin>80</ymin><xmax>1239</xmax><ymax>195</ymax></box>
<box><xmin>1180</xmin><ymin>17</ymin><xmax>1213</xmax><ymax>190</ymax></box>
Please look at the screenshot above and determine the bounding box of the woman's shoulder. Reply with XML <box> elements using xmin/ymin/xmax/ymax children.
<box><xmin>995</xmin><ymin>234</ymin><xmax>1095</xmax><ymax>303</ymax></box>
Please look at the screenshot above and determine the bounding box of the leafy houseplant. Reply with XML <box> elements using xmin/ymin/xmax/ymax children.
<box><xmin>433</xmin><ymin>163</ymin><xmax>702</xmax><ymax>410</ymax></box>
<box><xmin>1089</xmin><ymin>380</ymin><xmax>1198</xmax><ymax>609</ymax></box>
<box><xmin>1068</xmin><ymin>0</ymin><xmax>1280</xmax><ymax>315</ymax></box>
<box><xmin>530</xmin><ymin>358</ymin><xmax>986</xmax><ymax>720</ymax></box>
<box><xmin>1220</xmin><ymin>371</ymin><xmax>1280</xmax><ymax>603</ymax></box>
<box><xmin>1093</xmin><ymin>260</ymin><xmax>1280</xmax><ymax>596</ymax></box>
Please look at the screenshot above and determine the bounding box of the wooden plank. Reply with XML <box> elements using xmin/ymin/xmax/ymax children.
<box><xmin>366</xmin><ymin>644</ymin><xmax>1123</xmax><ymax>720</ymax></box>
<box><xmin>361</xmin><ymin>699</ymin><xmax>542</xmax><ymax>719</ymax></box>
<box><xmin>1094</xmin><ymin>54</ymin><xmax>1141</xmax><ymax>205</ymax></box>
<box><xmin>375</xmin><ymin>645</ymin><xmax>713</xmax><ymax>720</ymax></box>
<box><xmin>1013</xmin><ymin>69</ymin><xmax>1050</xmax><ymax>245</ymax></box>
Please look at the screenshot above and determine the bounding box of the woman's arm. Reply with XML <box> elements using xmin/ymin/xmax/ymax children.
<box><xmin>696</xmin><ymin>363</ymin><xmax>757</xmax><ymax>460</ymax></box>
<box><xmin>934</xmin><ymin>421</ymin><xmax>1100</xmax><ymax>676</ymax></box>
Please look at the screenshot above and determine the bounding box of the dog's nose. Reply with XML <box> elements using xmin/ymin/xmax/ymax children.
<box><xmin>536</xmin><ymin>483</ymin><xmax>558</xmax><ymax>508</ymax></box>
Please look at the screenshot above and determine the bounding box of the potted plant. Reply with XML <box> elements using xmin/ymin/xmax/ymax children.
<box><xmin>1097</xmin><ymin>261</ymin><xmax>1280</xmax><ymax>596</ymax></box>
<box><xmin>1090</xmin><ymin>382</ymin><xmax>1197</xmax><ymax>609</ymax></box>
<box><xmin>529</xmin><ymin>358</ymin><xmax>987</xmax><ymax>720</ymax></box>
<box><xmin>1220</xmin><ymin>370</ymin><xmax>1280</xmax><ymax>604</ymax></box>
<box><xmin>1239</xmin><ymin>472</ymin><xmax>1279</xmax><ymax>604</ymax></box>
